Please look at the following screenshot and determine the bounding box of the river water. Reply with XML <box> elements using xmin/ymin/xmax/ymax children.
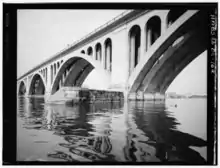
<box><xmin>17</xmin><ymin>97</ymin><xmax>207</xmax><ymax>163</ymax></box>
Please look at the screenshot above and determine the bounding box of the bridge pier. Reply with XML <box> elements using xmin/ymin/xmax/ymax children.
<box><xmin>46</xmin><ymin>87</ymin><xmax>125</xmax><ymax>105</ymax></box>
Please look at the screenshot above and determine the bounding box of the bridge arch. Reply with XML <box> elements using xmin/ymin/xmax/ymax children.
<box><xmin>51</xmin><ymin>53</ymin><xmax>110</xmax><ymax>95</ymax></box>
<box><xmin>18</xmin><ymin>80</ymin><xmax>26</xmax><ymax>95</ymax></box>
<box><xmin>128</xmin><ymin>10</ymin><xmax>208</xmax><ymax>97</ymax></box>
<box><xmin>28</xmin><ymin>72</ymin><xmax>46</xmax><ymax>95</ymax></box>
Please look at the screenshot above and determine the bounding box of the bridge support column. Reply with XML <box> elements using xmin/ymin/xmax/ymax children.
<box><xmin>161</xmin><ymin>12</ymin><xmax>168</xmax><ymax>34</ymax></box>
<box><xmin>102</xmin><ymin>44</ymin><xmax>105</xmax><ymax>69</ymax></box>
<box><xmin>25</xmin><ymin>78</ymin><xmax>29</xmax><ymax>96</ymax></box>
<box><xmin>140</xmin><ymin>26</ymin><xmax>146</xmax><ymax>61</ymax></box>
<box><xmin>130</xmin><ymin>35</ymin><xmax>135</xmax><ymax>74</ymax></box>
<box><xmin>46</xmin><ymin>65</ymin><xmax>52</xmax><ymax>96</ymax></box>
<box><xmin>106</xmin><ymin>44</ymin><xmax>111</xmax><ymax>71</ymax></box>
<box><xmin>147</xmin><ymin>28</ymin><xmax>152</xmax><ymax>50</ymax></box>
<box><xmin>110</xmin><ymin>27</ymin><xmax>129</xmax><ymax>90</ymax></box>
<box><xmin>105</xmin><ymin>48</ymin><xmax>108</xmax><ymax>71</ymax></box>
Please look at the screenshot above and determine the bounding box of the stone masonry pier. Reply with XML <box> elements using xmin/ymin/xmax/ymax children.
<box><xmin>46</xmin><ymin>87</ymin><xmax>124</xmax><ymax>105</ymax></box>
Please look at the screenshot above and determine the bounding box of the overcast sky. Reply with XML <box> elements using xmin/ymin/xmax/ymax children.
<box><xmin>17</xmin><ymin>10</ymin><xmax>207</xmax><ymax>94</ymax></box>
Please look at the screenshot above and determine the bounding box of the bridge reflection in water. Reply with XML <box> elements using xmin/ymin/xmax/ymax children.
<box><xmin>17</xmin><ymin>96</ymin><xmax>206</xmax><ymax>163</ymax></box>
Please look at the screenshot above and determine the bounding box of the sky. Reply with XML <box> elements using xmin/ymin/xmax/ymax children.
<box><xmin>17</xmin><ymin>10</ymin><xmax>207</xmax><ymax>95</ymax></box>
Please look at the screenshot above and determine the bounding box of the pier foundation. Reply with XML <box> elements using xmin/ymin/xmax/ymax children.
<box><xmin>128</xmin><ymin>92</ymin><xmax>165</xmax><ymax>101</ymax></box>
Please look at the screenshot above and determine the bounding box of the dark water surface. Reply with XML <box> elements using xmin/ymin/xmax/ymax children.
<box><xmin>17</xmin><ymin>97</ymin><xmax>207</xmax><ymax>163</ymax></box>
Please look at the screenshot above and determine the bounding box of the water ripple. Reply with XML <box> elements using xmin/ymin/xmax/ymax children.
<box><xmin>17</xmin><ymin>97</ymin><xmax>207</xmax><ymax>163</ymax></box>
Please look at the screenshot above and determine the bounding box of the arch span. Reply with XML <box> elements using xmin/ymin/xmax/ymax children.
<box><xmin>128</xmin><ymin>10</ymin><xmax>208</xmax><ymax>97</ymax></box>
<box><xmin>18</xmin><ymin>81</ymin><xmax>26</xmax><ymax>95</ymax></box>
<box><xmin>51</xmin><ymin>53</ymin><xmax>110</xmax><ymax>95</ymax></box>
<box><xmin>28</xmin><ymin>73</ymin><xmax>46</xmax><ymax>95</ymax></box>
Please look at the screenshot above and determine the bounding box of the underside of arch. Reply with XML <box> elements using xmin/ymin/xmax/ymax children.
<box><xmin>128</xmin><ymin>10</ymin><xmax>208</xmax><ymax>95</ymax></box>
<box><xmin>63</xmin><ymin>59</ymin><xmax>93</xmax><ymax>87</ymax></box>
<box><xmin>28</xmin><ymin>74</ymin><xmax>45</xmax><ymax>95</ymax></box>
<box><xmin>51</xmin><ymin>56</ymin><xmax>108</xmax><ymax>95</ymax></box>
<box><xmin>142</xmin><ymin>29</ymin><xmax>207</xmax><ymax>93</ymax></box>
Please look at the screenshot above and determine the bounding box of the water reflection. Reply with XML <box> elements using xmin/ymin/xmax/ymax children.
<box><xmin>17</xmin><ymin>97</ymin><xmax>45</xmax><ymax>130</ymax></box>
<box><xmin>124</xmin><ymin>101</ymin><xmax>206</xmax><ymax>163</ymax></box>
<box><xmin>17</xmin><ymin>97</ymin><xmax>207</xmax><ymax>163</ymax></box>
<box><xmin>45</xmin><ymin>102</ymin><xmax>123</xmax><ymax>161</ymax></box>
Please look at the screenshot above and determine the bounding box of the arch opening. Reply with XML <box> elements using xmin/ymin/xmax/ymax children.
<box><xmin>146</xmin><ymin>16</ymin><xmax>161</xmax><ymax>51</ymax></box>
<box><xmin>29</xmin><ymin>74</ymin><xmax>45</xmax><ymax>95</ymax></box>
<box><xmin>104</xmin><ymin>38</ymin><xmax>112</xmax><ymax>71</ymax></box>
<box><xmin>95</xmin><ymin>43</ymin><xmax>102</xmax><ymax>61</ymax></box>
<box><xmin>18</xmin><ymin>81</ymin><xmax>26</xmax><ymax>95</ymax></box>
<box><xmin>87</xmin><ymin>47</ymin><xmax>93</xmax><ymax>56</ymax></box>
<box><xmin>129</xmin><ymin>25</ymin><xmax>141</xmax><ymax>74</ymax></box>
<box><xmin>81</xmin><ymin>50</ymin><xmax>85</xmax><ymax>54</ymax></box>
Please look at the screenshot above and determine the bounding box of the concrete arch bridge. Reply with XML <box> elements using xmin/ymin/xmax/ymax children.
<box><xmin>17</xmin><ymin>9</ymin><xmax>208</xmax><ymax>101</ymax></box>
